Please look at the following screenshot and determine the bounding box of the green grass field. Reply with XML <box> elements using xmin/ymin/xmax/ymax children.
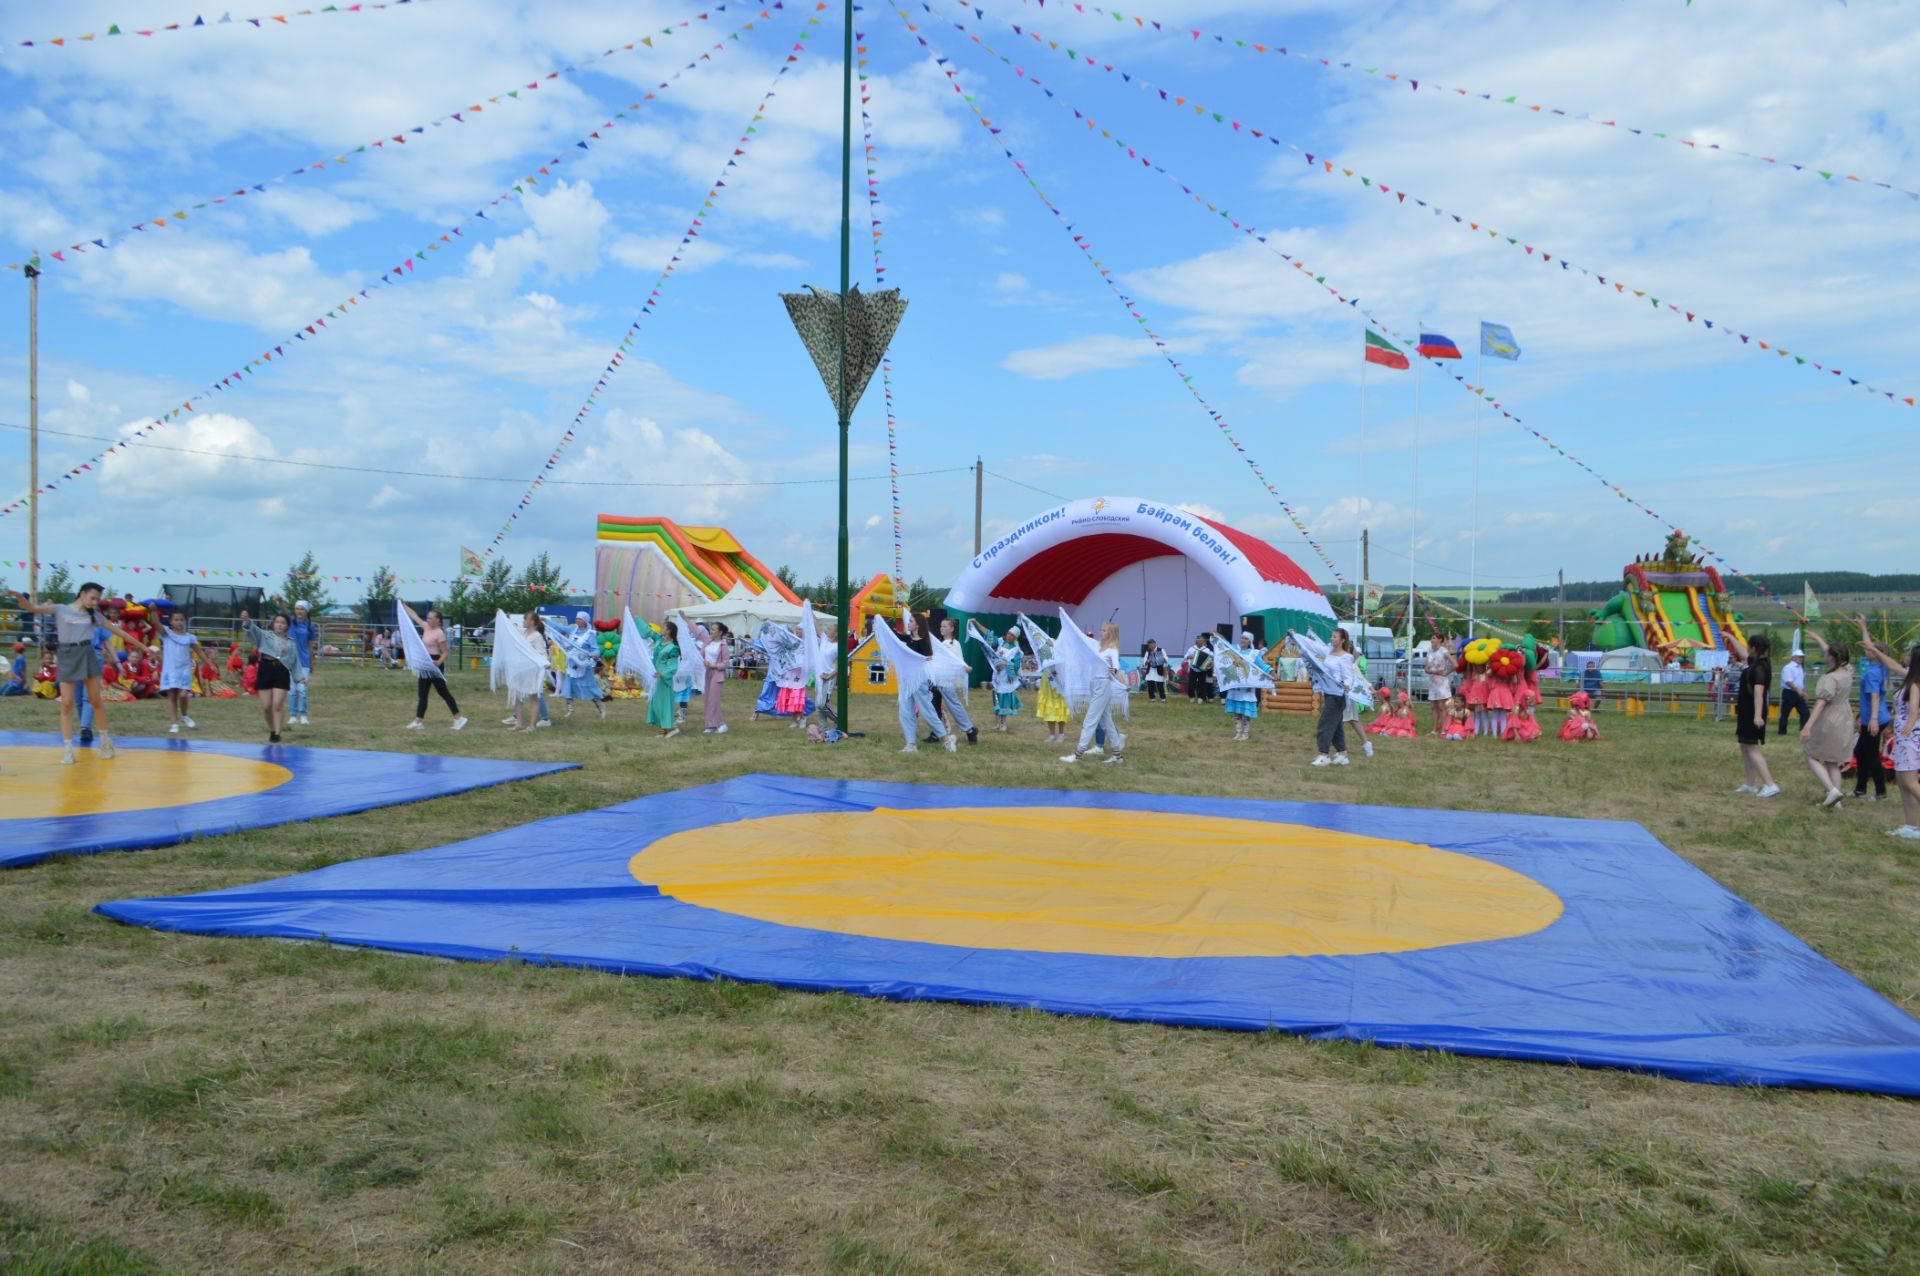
<box><xmin>2</xmin><ymin>667</ymin><xmax>1917</xmax><ymax>1274</ymax></box>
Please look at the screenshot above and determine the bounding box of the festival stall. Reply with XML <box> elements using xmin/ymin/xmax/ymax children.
<box><xmin>944</xmin><ymin>497</ymin><xmax>1336</xmax><ymax>683</ymax></box>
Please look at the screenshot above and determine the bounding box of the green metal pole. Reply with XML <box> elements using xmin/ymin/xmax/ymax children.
<box><xmin>834</xmin><ymin>0</ymin><xmax>854</xmax><ymax>733</ymax></box>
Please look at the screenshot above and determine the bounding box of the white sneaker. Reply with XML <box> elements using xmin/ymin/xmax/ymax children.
<box><xmin>298</xmin><ymin>715</ymin><xmax>309</xmax><ymax>725</ymax></box>
<box><xmin>1756</xmin><ymin>784</ymin><xmax>1780</xmax><ymax>798</ymax></box>
<box><xmin>183</xmin><ymin>715</ymin><xmax>196</xmax><ymax>729</ymax></box>
<box><xmin>99</xmin><ymin>739</ymin><xmax>116</xmax><ymax>759</ymax></box>
<box><xmin>942</xmin><ymin>735</ymin><xmax>957</xmax><ymax>753</ymax></box>
<box><xmin>1362</xmin><ymin>740</ymin><xmax>1374</xmax><ymax>757</ymax></box>
<box><xmin>1085</xmin><ymin>745</ymin><xmax>1104</xmax><ymax>757</ymax></box>
<box><xmin>1311</xmin><ymin>755</ymin><xmax>1331</xmax><ymax>767</ymax></box>
<box><xmin>1734</xmin><ymin>784</ymin><xmax>1757</xmax><ymax>795</ymax></box>
<box><xmin>1059</xmin><ymin>753</ymin><xmax>1079</xmax><ymax>763</ymax></box>
<box><xmin>534</xmin><ymin>719</ymin><xmax>550</xmax><ymax>729</ymax></box>
<box><xmin>1333</xmin><ymin>754</ymin><xmax>1350</xmax><ymax>766</ymax></box>
<box><xmin>1887</xmin><ymin>825</ymin><xmax>1920</xmax><ymax>840</ymax></box>
<box><xmin>406</xmin><ymin>721</ymin><xmax>425</xmax><ymax>730</ymax></box>
<box><xmin>1103</xmin><ymin>754</ymin><xmax>1124</xmax><ymax>764</ymax></box>
<box><xmin>502</xmin><ymin>715</ymin><xmax>518</xmax><ymax>726</ymax></box>
<box><xmin>451</xmin><ymin>716</ymin><xmax>469</xmax><ymax>731</ymax></box>
<box><xmin>901</xmin><ymin>744</ymin><xmax>918</xmax><ymax>753</ymax></box>
<box><xmin>1821</xmin><ymin>789</ymin><xmax>1844</xmax><ymax>809</ymax></box>
<box><xmin>61</xmin><ymin>748</ymin><xmax>76</xmax><ymax>765</ymax></box>
<box><xmin>169</xmin><ymin>723</ymin><xmax>180</xmax><ymax>734</ymax></box>
<box><xmin>714</xmin><ymin>724</ymin><xmax>727</xmax><ymax>735</ymax></box>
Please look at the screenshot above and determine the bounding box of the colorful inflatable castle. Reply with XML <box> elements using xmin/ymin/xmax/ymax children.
<box><xmin>591</xmin><ymin>514</ymin><xmax>800</xmax><ymax>627</ymax></box>
<box><xmin>1589</xmin><ymin>532</ymin><xmax>1745</xmax><ymax>663</ymax></box>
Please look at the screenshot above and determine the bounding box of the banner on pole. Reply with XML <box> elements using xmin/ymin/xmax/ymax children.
<box><xmin>780</xmin><ymin>284</ymin><xmax>907</xmax><ymax>415</ymax></box>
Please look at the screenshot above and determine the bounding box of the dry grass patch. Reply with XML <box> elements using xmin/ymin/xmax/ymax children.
<box><xmin>2</xmin><ymin>669</ymin><xmax>1917</xmax><ymax>1273</ymax></box>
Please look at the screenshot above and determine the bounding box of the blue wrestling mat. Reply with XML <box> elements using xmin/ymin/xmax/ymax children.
<box><xmin>1</xmin><ymin>730</ymin><xmax>576</xmax><ymax>868</ymax></box>
<box><xmin>95</xmin><ymin>775</ymin><xmax>1920</xmax><ymax>1095</ymax></box>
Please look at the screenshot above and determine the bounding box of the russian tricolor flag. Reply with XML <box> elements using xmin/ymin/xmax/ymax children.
<box><xmin>1417</xmin><ymin>332</ymin><xmax>1463</xmax><ymax>359</ymax></box>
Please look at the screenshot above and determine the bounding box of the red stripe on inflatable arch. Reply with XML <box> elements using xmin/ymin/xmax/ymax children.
<box><xmin>988</xmin><ymin>534</ymin><xmax>1176</xmax><ymax>605</ymax></box>
<box><xmin>1198</xmin><ymin>517</ymin><xmax>1319</xmax><ymax>591</ymax></box>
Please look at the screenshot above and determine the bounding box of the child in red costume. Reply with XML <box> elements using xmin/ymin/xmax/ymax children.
<box><xmin>1387</xmin><ymin>690</ymin><xmax>1419</xmax><ymax>738</ymax></box>
<box><xmin>1558</xmin><ymin>691</ymin><xmax>1599</xmax><ymax>741</ymax></box>
<box><xmin>1441</xmin><ymin>693</ymin><xmax>1472</xmax><ymax>740</ymax></box>
<box><xmin>1505</xmin><ymin>701</ymin><xmax>1541</xmax><ymax>742</ymax></box>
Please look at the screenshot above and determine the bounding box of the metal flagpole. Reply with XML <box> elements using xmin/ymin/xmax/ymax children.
<box><xmin>1406</xmin><ymin>331</ymin><xmax>1421</xmax><ymax>669</ymax></box>
<box><xmin>1468</xmin><ymin>332</ymin><xmax>1483</xmax><ymax>637</ymax></box>
<box><xmin>1355</xmin><ymin>329</ymin><xmax>1366</xmax><ymax>625</ymax></box>
<box><xmin>833</xmin><ymin>0</ymin><xmax>855</xmax><ymax>735</ymax></box>
<box><xmin>26</xmin><ymin>262</ymin><xmax>40</xmax><ymax>603</ymax></box>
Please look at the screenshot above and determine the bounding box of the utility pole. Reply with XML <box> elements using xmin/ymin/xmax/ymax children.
<box><xmin>973</xmin><ymin>456</ymin><xmax>983</xmax><ymax>555</ymax></box>
<box><xmin>1359</xmin><ymin>528</ymin><xmax>1369</xmax><ymax>628</ymax></box>
<box><xmin>25</xmin><ymin>262</ymin><xmax>40</xmax><ymax>603</ymax></box>
<box><xmin>1557</xmin><ymin>568</ymin><xmax>1565</xmax><ymax>649</ymax></box>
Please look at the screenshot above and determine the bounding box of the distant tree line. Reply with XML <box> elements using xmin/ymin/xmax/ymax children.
<box><xmin>774</xmin><ymin>566</ymin><xmax>947</xmax><ymax>615</ymax></box>
<box><xmin>1500</xmin><ymin>571</ymin><xmax>1920</xmax><ymax>604</ymax></box>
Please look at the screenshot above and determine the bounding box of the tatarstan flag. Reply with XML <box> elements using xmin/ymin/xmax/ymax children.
<box><xmin>1364</xmin><ymin>329</ymin><xmax>1409</xmax><ymax>370</ymax></box>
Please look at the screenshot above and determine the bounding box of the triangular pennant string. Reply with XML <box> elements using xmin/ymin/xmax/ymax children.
<box><xmin>7</xmin><ymin>1</ymin><xmax>760</xmax><ymax>273</ymax></box>
<box><xmin>935</xmin><ymin>0</ymin><xmax>1913</xmax><ymax>413</ymax></box>
<box><xmin>896</xmin><ymin>7</ymin><xmax>1347</xmax><ymax>586</ymax></box>
<box><xmin>2</xmin><ymin>7</ymin><xmax>779</xmax><ymax>516</ymax></box>
<box><xmin>1004</xmin><ymin>0</ymin><xmax>1919</xmax><ymax>204</ymax></box>
<box><xmin>482</xmin><ymin>5</ymin><xmax>823</xmax><ymax>558</ymax></box>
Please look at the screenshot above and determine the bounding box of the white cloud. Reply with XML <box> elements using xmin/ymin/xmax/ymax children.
<box><xmin>1002</xmin><ymin>333</ymin><xmax>1158</xmax><ymax>380</ymax></box>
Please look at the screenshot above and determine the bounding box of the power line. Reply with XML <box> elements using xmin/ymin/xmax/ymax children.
<box><xmin>0</xmin><ymin>420</ymin><xmax>970</xmax><ymax>489</ymax></box>
<box><xmin>983</xmin><ymin>468</ymin><xmax>1070</xmax><ymax>502</ymax></box>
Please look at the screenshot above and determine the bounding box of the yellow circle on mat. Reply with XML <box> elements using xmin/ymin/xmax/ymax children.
<box><xmin>632</xmin><ymin>806</ymin><xmax>1563</xmax><ymax>959</ymax></box>
<box><xmin>0</xmin><ymin>746</ymin><xmax>292</xmax><ymax>820</ymax></box>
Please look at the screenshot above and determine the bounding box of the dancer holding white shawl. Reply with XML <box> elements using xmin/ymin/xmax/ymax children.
<box><xmin>1016</xmin><ymin>613</ymin><xmax>1072</xmax><ymax>743</ymax></box>
<box><xmin>648</xmin><ymin>624</ymin><xmax>681</xmax><ymax>738</ymax></box>
<box><xmin>754</xmin><ymin>621</ymin><xmax>811</xmax><ymax>727</ymax></box>
<box><xmin>490</xmin><ymin>609</ymin><xmax>551</xmax><ymax>732</ymax></box>
<box><xmin>1057</xmin><ymin>612</ymin><xmax>1127</xmax><ymax>765</ymax></box>
<box><xmin>1293</xmin><ymin>627</ymin><xmax>1369</xmax><ymax>767</ymax></box>
<box><xmin>548</xmin><ymin>612</ymin><xmax>607</xmax><ymax>721</ymax></box>
<box><xmin>799</xmin><ymin>602</ymin><xmax>836</xmax><ymax>729</ymax></box>
<box><xmin>671</xmin><ymin>612</ymin><xmax>704</xmax><ymax>726</ymax></box>
<box><xmin>616</xmin><ymin>607</ymin><xmax>656</xmax><ymax>701</ymax></box>
<box><xmin>399</xmin><ymin>602</ymin><xmax>467</xmax><ymax>731</ymax></box>
<box><xmin>1213</xmin><ymin>632</ymin><xmax>1275</xmax><ymax>743</ymax></box>
<box><xmin>968</xmin><ymin>620</ymin><xmax>1022</xmax><ymax>733</ymax></box>
<box><xmin>870</xmin><ymin>614</ymin><xmax>963</xmax><ymax>753</ymax></box>
<box><xmin>932</xmin><ymin>617</ymin><xmax>978</xmax><ymax>744</ymax></box>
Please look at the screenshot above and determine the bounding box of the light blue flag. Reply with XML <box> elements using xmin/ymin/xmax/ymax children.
<box><xmin>1480</xmin><ymin>322</ymin><xmax>1521</xmax><ymax>361</ymax></box>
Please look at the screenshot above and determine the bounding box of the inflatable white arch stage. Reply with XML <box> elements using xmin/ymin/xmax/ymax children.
<box><xmin>944</xmin><ymin>497</ymin><xmax>1336</xmax><ymax>658</ymax></box>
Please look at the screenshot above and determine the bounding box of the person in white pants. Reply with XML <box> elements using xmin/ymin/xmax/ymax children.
<box><xmin>871</xmin><ymin>613</ymin><xmax>958</xmax><ymax>753</ymax></box>
<box><xmin>934</xmin><ymin>617</ymin><xmax>978</xmax><ymax>745</ymax></box>
<box><xmin>1062</xmin><ymin>621</ymin><xmax>1127</xmax><ymax>764</ymax></box>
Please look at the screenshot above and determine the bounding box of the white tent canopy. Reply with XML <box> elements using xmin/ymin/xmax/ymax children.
<box><xmin>675</xmin><ymin>581</ymin><xmax>804</xmax><ymax>636</ymax></box>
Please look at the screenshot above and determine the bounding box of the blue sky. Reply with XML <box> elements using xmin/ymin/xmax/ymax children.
<box><xmin>0</xmin><ymin>0</ymin><xmax>1913</xmax><ymax>603</ymax></box>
